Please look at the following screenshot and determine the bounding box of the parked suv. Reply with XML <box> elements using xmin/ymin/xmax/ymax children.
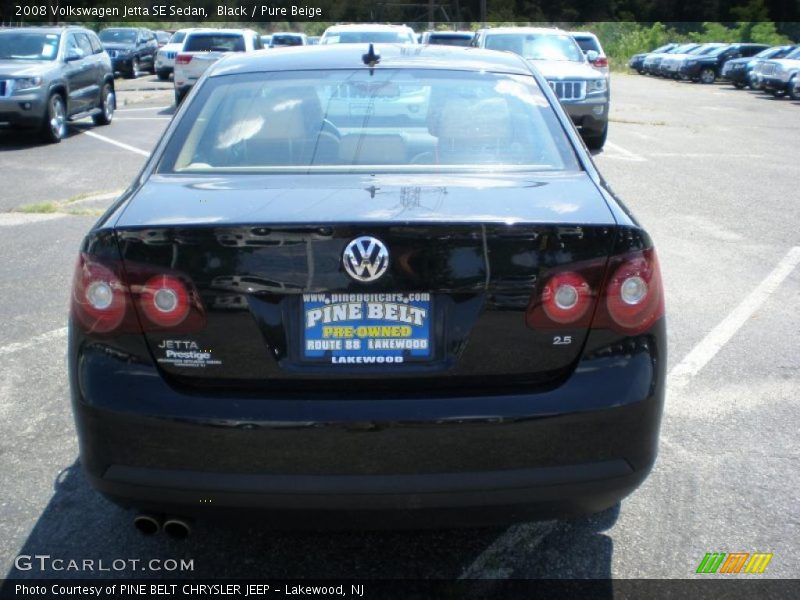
<box><xmin>643</xmin><ymin>43</ymin><xmax>699</xmax><ymax>75</ymax></box>
<box><xmin>173</xmin><ymin>29</ymin><xmax>262</xmax><ymax>105</ymax></box>
<box><xmin>629</xmin><ymin>43</ymin><xmax>678</xmax><ymax>74</ymax></box>
<box><xmin>760</xmin><ymin>46</ymin><xmax>800</xmax><ymax>97</ymax></box>
<box><xmin>320</xmin><ymin>24</ymin><xmax>418</xmax><ymax>45</ymax></box>
<box><xmin>722</xmin><ymin>45</ymin><xmax>795</xmax><ymax>88</ymax></box>
<box><xmin>679</xmin><ymin>43</ymin><xmax>768</xmax><ymax>84</ymax></box>
<box><xmin>472</xmin><ymin>27</ymin><xmax>609</xmax><ymax>149</ymax></box>
<box><xmin>99</xmin><ymin>27</ymin><xmax>158</xmax><ymax>79</ymax></box>
<box><xmin>0</xmin><ymin>26</ymin><xmax>115</xmax><ymax>143</ymax></box>
<box><xmin>659</xmin><ymin>43</ymin><xmax>726</xmax><ymax>78</ymax></box>
<box><xmin>570</xmin><ymin>31</ymin><xmax>609</xmax><ymax>77</ymax></box>
<box><xmin>154</xmin><ymin>29</ymin><xmax>196</xmax><ymax>81</ymax></box>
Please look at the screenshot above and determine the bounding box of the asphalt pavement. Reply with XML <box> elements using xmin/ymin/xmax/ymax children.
<box><xmin>0</xmin><ymin>73</ymin><xmax>798</xmax><ymax>581</ymax></box>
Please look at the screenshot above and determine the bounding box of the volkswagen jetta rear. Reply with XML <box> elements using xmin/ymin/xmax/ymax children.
<box><xmin>69</xmin><ymin>45</ymin><xmax>666</xmax><ymax>530</ymax></box>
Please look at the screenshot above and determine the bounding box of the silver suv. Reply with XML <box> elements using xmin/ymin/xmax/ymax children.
<box><xmin>0</xmin><ymin>26</ymin><xmax>115</xmax><ymax>143</ymax></box>
<box><xmin>473</xmin><ymin>27</ymin><xmax>609</xmax><ymax>149</ymax></box>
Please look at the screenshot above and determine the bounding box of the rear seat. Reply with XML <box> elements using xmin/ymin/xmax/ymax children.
<box><xmin>338</xmin><ymin>134</ymin><xmax>407</xmax><ymax>165</ymax></box>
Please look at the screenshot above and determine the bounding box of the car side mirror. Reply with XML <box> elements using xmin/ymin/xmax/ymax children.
<box><xmin>65</xmin><ymin>50</ymin><xmax>82</xmax><ymax>62</ymax></box>
<box><xmin>586</xmin><ymin>50</ymin><xmax>599</xmax><ymax>63</ymax></box>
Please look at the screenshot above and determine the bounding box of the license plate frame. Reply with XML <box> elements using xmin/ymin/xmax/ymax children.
<box><xmin>301</xmin><ymin>292</ymin><xmax>433</xmax><ymax>365</ymax></box>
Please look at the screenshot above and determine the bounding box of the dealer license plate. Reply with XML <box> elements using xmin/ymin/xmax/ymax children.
<box><xmin>302</xmin><ymin>292</ymin><xmax>432</xmax><ymax>364</ymax></box>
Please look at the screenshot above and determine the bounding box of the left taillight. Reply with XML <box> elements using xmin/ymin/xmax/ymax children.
<box><xmin>71</xmin><ymin>254</ymin><xmax>206</xmax><ymax>335</ymax></box>
<box><xmin>593</xmin><ymin>56</ymin><xmax>609</xmax><ymax>68</ymax></box>
<box><xmin>71</xmin><ymin>254</ymin><xmax>129</xmax><ymax>334</ymax></box>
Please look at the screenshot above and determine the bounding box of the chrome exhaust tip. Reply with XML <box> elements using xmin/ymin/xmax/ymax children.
<box><xmin>133</xmin><ymin>513</ymin><xmax>162</xmax><ymax>536</ymax></box>
<box><xmin>163</xmin><ymin>517</ymin><xmax>192</xmax><ymax>540</ymax></box>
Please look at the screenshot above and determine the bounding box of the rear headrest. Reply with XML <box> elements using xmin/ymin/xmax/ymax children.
<box><xmin>434</xmin><ymin>97</ymin><xmax>513</xmax><ymax>143</ymax></box>
<box><xmin>257</xmin><ymin>87</ymin><xmax>323</xmax><ymax>140</ymax></box>
<box><xmin>339</xmin><ymin>134</ymin><xmax>406</xmax><ymax>164</ymax></box>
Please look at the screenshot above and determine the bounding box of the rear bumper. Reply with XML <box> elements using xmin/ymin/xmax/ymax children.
<box><xmin>70</xmin><ymin>322</ymin><xmax>666</xmax><ymax>527</ymax></box>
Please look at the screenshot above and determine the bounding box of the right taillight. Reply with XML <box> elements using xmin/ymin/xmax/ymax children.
<box><xmin>175</xmin><ymin>54</ymin><xmax>192</xmax><ymax>65</ymax></box>
<box><xmin>593</xmin><ymin>56</ymin><xmax>609</xmax><ymax>68</ymax></box>
<box><xmin>527</xmin><ymin>247</ymin><xmax>664</xmax><ymax>335</ymax></box>
<box><xmin>596</xmin><ymin>248</ymin><xmax>664</xmax><ymax>335</ymax></box>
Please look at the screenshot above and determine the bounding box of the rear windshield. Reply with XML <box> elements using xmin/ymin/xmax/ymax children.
<box><xmin>158</xmin><ymin>69</ymin><xmax>579</xmax><ymax>174</ymax></box>
<box><xmin>171</xmin><ymin>31</ymin><xmax>187</xmax><ymax>44</ymax></box>
<box><xmin>322</xmin><ymin>31</ymin><xmax>414</xmax><ymax>44</ymax></box>
<box><xmin>573</xmin><ymin>36</ymin><xmax>601</xmax><ymax>53</ymax></box>
<box><xmin>0</xmin><ymin>31</ymin><xmax>60</xmax><ymax>60</ymax></box>
<box><xmin>485</xmin><ymin>33</ymin><xmax>584</xmax><ymax>62</ymax></box>
<box><xmin>427</xmin><ymin>34</ymin><xmax>473</xmax><ymax>47</ymax></box>
<box><xmin>99</xmin><ymin>29</ymin><xmax>137</xmax><ymax>44</ymax></box>
<box><xmin>184</xmin><ymin>34</ymin><xmax>245</xmax><ymax>52</ymax></box>
<box><xmin>272</xmin><ymin>34</ymin><xmax>304</xmax><ymax>46</ymax></box>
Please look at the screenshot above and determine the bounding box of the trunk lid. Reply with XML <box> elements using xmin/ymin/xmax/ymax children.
<box><xmin>113</xmin><ymin>172</ymin><xmax>618</xmax><ymax>394</ymax></box>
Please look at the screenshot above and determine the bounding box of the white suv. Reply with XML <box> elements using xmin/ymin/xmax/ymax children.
<box><xmin>320</xmin><ymin>24</ymin><xmax>417</xmax><ymax>45</ymax></box>
<box><xmin>154</xmin><ymin>29</ymin><xmax>197</xmax><ymax>81</ymax></box>
<box><xmin>174</xmin><ymin>29</ymin><xmax>262</xmax><ymax>104</ymax></box>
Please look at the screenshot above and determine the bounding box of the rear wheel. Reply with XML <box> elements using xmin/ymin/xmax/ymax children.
<box><xmin>92</xmin><ymin>83</ymin><xmax>115</xmax><ymax>126</ymax></box>
<box><xmin>699</xmin><ymin>68</ymin><xmax>716</xmax><ymax>84</ymax></box>
<box><xmin>733</xmin><ymin>82</ymin><xmax>745</xmax><ymax>89</ymax></box>
<box><xmin>156</xmin><ymin>70</ymin><xmax>170</xmax><ymax>81</ymax></box>
<box><xmin>40</xmin><ymin>93</ymin><xmax>66</xmax><ymax>144</ymax></box>
<box><xmin>584</xmin><ymin>123</ymin><xmax>608</xmax><ymax>151</ymax></box>
<box><xmin>174</xmin><ymin>88</ymin><xmax>186</xmax><ymax>106</ymax></box>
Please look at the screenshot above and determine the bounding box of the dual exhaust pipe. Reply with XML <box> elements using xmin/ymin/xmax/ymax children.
<box><xmin>133</xmin><ymin>513</ymin><xmax>191</xmax><ymax>539</ymax></box>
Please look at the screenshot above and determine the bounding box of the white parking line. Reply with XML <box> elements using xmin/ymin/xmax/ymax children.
<box><xmin>115</xmin><ymin>106</ymin><xmax>171</xmax><ymax>112</ymax></box>
<box><xmin>668</xmin><ymin>246</ymin><xmax>800</xmax><ymax>389</ymax></box>
<box><xmin>81</xmin><ymin>131</ymin><xmax>150</xmax><ymax>157</ymax></box>
<box><xmin>0</xmin><ymin>327</ymin><xmax>68</xmax><ymax>357</ymax></box>
<box><xmin>0</xmin><ymin>213</ymin><xmax>65</xmax><ymax>227</ymax></box>
<box><xmin>604</xmin><ymin>141</ymin><xmax>647</xmax><ymax>162</ymax></box>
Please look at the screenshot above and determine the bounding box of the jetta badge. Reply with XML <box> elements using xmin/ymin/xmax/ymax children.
<box><xmin>343</xmin><ymin>236</ymin><xmax>389</xmax><ymax>282</ymax></box>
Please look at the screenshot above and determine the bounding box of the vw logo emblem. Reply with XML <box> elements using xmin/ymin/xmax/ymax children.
<box><xmin>343</xmin><ymin>236</ymin><xmax>389</xmax><ymax>283</ymax></box>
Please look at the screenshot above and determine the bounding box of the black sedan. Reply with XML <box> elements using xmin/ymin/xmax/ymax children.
<box><xmin>69</xmin><ymin>44</ymin><xmax>666</xmax><ymax>535</ymax></box>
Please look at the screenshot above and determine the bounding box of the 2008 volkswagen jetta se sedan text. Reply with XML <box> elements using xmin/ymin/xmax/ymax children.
<box><xmin>69</xmin><ymin>44</ymin><xmax>666</xmax><ymax>534</ymax></box>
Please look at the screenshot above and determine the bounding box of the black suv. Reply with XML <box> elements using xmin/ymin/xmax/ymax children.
<box><xmin>0</xmin><ymin>26</ymin><xmax>115</xmax><ymax>143</ymax></box>
<box><xmin>99</xmin><ymin>28</ymin><xmax>158</xmax><ymax>78</ymax></box>
<box><xmin>679</xmin><ymin>43</ymin><xmax>768</xmax><ymax>84</ymax></box>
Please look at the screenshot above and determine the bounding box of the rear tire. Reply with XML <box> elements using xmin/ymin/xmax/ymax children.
<box><xmin>40</xmin><ymin>93</ymin><xmax>66</xmax><ymax>144</ymax></box>
<box><xmin>92</xmin><ymin>83</ymin><xmax>115</xmax><ymax>126</ymax></box>
<box><xmin>174</xmin><ymin>88</ymin><xmax>185</xmax><ymax>106</ymax></box>
<box><xmin>156</xmin><ymin>70</ymin><xmax>170</xmax><ymax>81</ymax></box>
<box><xmin>584</xmin><ymin>123</ymin><xmax>608</xmax><ymax>151</ymax></box>
<box><xmin>733</xmin><ymin>82</ymin><xmax>745</xmax><ymax>89</ymax></box>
